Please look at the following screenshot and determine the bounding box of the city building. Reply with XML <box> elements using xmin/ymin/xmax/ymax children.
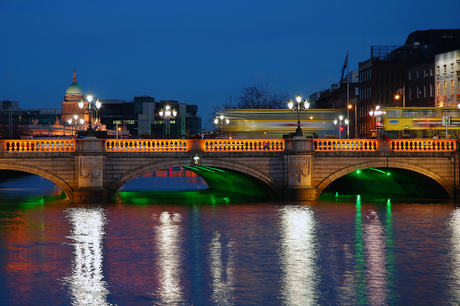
<box><xmin>435</xmin><ymin>49</ymin><xmax>460</xmax><ymax>107</ymax></box>
<box><xmin>357</xmin><ymin>29</ymin><xmax>460</xmax><ymax>138</ymax></box>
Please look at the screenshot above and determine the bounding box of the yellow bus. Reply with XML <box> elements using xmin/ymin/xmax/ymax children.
<box><xmin>221</xmin><ymin>109</ymin><xmax>344</xmax><ymax>139</ymax></box>
<box><xmin>382</xmin><ymin>107</ymin><xmax>460</xmax><ymax>138</ymax></box>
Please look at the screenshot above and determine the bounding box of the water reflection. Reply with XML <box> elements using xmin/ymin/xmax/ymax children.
<box><xmin>153</xmin><ymin>211</ymin><xmax>184</xmax><ymax>304</ymax></box>
<box><xmin>279</xmin><ymin>205</ymin><xmax>317</xmax><ymax>305</ymax></box>
<box><xmin>449</xmin><ymin>208</ymin><xmax>460</xmax><ymax>302</ymax></box>
<box><xmin>63</xmin><ymin>207</ymin><xmax>110</xmax><ymax>305</ymax></box>
<box><xmin>209</xmin><ymin>232</ymin><xmax>235</xmax><ymax>305</ymax></box>
<box><xmin>364</xmin><ymin>210</ymin><xmax>387</xmax><ymax>305</ymax></box>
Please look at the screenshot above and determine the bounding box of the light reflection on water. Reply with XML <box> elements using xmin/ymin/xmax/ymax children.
<box><xmin>63</xmin><ymin>207</ymin><xmax>110</xmax><ymax>306</ymax></box>
<box><xmin>0</xmin><ymin>174</ymin><xmax>459</xmax><ymax>305</ymax></box>
<box><xmin>279</xmin><ymin>205</ymin><xmax>317</xmax><ymax>305</ymax></box>
<box><xmin>153</xmin><ymin>211</ymin><xmax>184</xmax><ymax>304</ymax></box>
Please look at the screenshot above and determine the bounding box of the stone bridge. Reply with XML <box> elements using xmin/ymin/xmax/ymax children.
<box><xmin>0</xmin><ymin>137</ymin><xmax>458</xmax><ymax>202</ymax></box>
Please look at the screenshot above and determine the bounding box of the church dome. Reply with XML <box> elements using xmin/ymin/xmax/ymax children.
<box><xmin>66</xmin><ymin>82</ymin><xmax>83</xmax><ymax>94</ymax></box>
<box><xmin>65</xmin><ymin>69</ymin><xmax>84</xmax><ymax>95</ymax></box>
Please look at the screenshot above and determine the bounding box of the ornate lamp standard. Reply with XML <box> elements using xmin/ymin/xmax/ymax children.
<box><xmin>67</xmin><ymin>115</ymin><xmax>84</xmax><ymax>136</ymax></box>
<box><xmin>369</xmin><ymin>105</ymin><xmax>385</xmax><ymax>138</ymax></box>
<box><xmin>334</xmin><ymin>115</ymin><xmax>349</xmax><ymax>139</ymax></box>
<box><xmin>159</xmin><ymin>105</ymin><xmax>177</xmax><ymax>136</ymax></box>
<box><xmin>288</xmin><ymin>93</ymin><xmax>310</xmax><ymax>137</ymax></box>
<box><xmin>214</xmin><ymin>114</ymin><xmax>230</xmax><ymax>138</ymax></box>
<box><xmin>214</xmin><ymin>114</ymin><xmax>230</xmax><ymax>126</ymax></box>
<box><xmin>78</xmin><ymin>92</ymin><xmax>102</xmax><ymax>136</ymax></box>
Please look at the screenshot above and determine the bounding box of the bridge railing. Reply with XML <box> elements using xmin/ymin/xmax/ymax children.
<box><xmin>390</xmin><ymin>139</ymin><xmax>457</xmax><ymax>151</ymax></box>
<box><xmin>105</xmin><ymin>139</ymin><xmax>188</xmax><ymax>151</ymax></box>
<box><xmin>313</xmin><ymin>139</ymin><xmax>378</xmax><ymax>151</ymax></box>
<box><xmin>203</xmin><ymin>139</ymin><xmax>285</xmax><ymax>151</ymax></box>
<box><xmin>1</xmin><ymin>139</ymin><xmax>76</xmax><ymax>152</ymax></box>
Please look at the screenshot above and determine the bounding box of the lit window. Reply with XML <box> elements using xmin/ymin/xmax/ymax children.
<box><xmin>451</xmin><ymin>80</ymin><xmax>455</xmax><ymax>95</ymax></box>
<box><xmin>444</xmin><ymin>81</ymin><xmax>447</xmax><ymax>96</ymax></box>
<box><xmin>437</xmin><ymin>82</ymin><xmax>441</xmax><ymax>97</ymax></box>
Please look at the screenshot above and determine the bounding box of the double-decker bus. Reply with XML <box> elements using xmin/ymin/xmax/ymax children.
<box><xmin>382</xmin><ymin>107</ymin><xmax>460</xmax><ymax>138</ymax></box>
<box><xmin>221</xmin><ymin>109</ymin><xmax>344</xmax><ymax>139</ymax></box>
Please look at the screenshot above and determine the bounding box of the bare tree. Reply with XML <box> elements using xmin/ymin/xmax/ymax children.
<box><xmin>236</xmin><ymin>85</ymin><xmax>290</xmax><ymax>109</ymax></box>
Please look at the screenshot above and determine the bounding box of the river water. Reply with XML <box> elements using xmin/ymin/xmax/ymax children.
<box><xmin>0</xmin><ymin>169</ymin><xmax>459</xmax><ymax>305</ymax></box>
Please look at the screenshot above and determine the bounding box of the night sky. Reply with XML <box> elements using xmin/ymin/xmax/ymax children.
<box><xmin>1</xmin><ymin>0</ymin><xmax>459</xmax><ymax>126</ymax></box>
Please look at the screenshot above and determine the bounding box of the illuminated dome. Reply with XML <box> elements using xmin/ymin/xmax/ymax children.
<box><xmin>65</xmin><ymin>69</ymin><xmax>83</xmax><ymax>94</ymax></box>
<box><xmin>65</xmin><ymin>82</ymin><xmax>83</xmax><ymax>94</ymax></box>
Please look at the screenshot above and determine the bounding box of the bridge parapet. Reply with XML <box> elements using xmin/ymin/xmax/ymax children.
<box><xmin>0</xmin><ymin>138</ymin><xmax>457</xmax><ymax>154</ymax></box>
<box><xmin>1</xmin><ymin>139</ymin><xmax>76</xmax><ymax>152</ymax></box>
<box><xmin>390</xmin><ymin>139</ymin><xmax>456</xmax><ymax>151</ymax></box>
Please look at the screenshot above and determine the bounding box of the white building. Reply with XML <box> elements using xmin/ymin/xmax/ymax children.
<box><xmin>435</xmin><ymin>49</ymin><xmax>460</xmax><ymax>107</ymax></box>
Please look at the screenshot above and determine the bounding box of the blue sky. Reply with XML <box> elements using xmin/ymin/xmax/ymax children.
<box><xmin>1</xmin><ymin>0</ymin><xmax>459</xmax><ymax>125</ymax></box>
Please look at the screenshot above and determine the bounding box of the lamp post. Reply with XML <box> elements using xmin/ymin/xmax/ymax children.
<box><xmin>79</xmin><ymin>92</ymin><xmax>102</xmax><ymax>136</ymax></box>
<box><xmin>369</xmin><ymin>105</ymin><xmax>385</xmax><ymax>138</ymax></box>
<box><xmin>334</xmin><ymin>115</ymin><xmax>349</xmax><ymax>139</ymax></box>
<box><xmin>214</xmin><ymin>114</ymin><xmax>230</xmax><ymax>138</ymax></box>
<box><xmin>67</xmin><ymin>115</ymin><xmax>84</xmax><ymax>136</ymax></box>
<box><xmin>159</xmin><ymin>105</ymin><xmax>177</xmax><ymax>136</ymax></box>
<box><xmin>395</xmin><ymin>86</ymin><xmax>405</xmax><ymax>107</ymax></box>
<box><xmin>288</xmin><ymin>93</ymin><xmax>310</xmax><ymax>137</ymax></box>
<box><xmin>348</xmin><ymin>99</ymin><xmax>358</xmax><ymax>138</ymax></box>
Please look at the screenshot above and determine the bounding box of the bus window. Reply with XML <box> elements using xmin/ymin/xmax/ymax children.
<box><xmin>403</xmin><ymin>110</ymin><xmax>417</xmax><ymax>118</ymax></box>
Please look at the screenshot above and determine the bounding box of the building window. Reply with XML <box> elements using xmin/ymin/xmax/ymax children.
<box><xmin>416</xmin><ymin>86</ymin><xmax>420</xmax><ymax>99</ymax></box>
<box><xmin>451</xmin><ymin>80</ymin><xmax>455</xmax><ymax>95</ymax></box>
<box><xmin>444</xmin><ymin>65</ymin><xmax>447</xmax><ymax>73</ymax></box>
<box><xmin>437</xmin><ymin>82</ymin><xmax>441</xmax><ymax>97</ymax></box>
<box><xmin>430</xmin><ymin>83</ymin><xmax>434</xmax><ymax>97</ymax></box>
<box><xmin>451</xmin><ymin>63</ymin><xmax>455</xmax><ymax>72</ymax></box>
<box><xmin>424</xmin><ymin>84</ymin><xmax>427</xmax><ymax>98</ymax></box>
<box><xmin>416</xmin><ymin>71</ymin><xmax>420</xmax><ymax>79</ymax></box>
<box><xmin>423</xmin><ymin>69</ymin><xmax>427</xmax><ymax>78</ymax></box>
<box><xmin>430</xmin><ymin>68</ymin><xmax>434</xmax><ymax>76</ymax></box>
<box><xmin>409</xmin><ymin>87</ymin><xmax>413</xmax><ymax>100</ymax></box>
<box><xmin>408</xmin><ymin>72</ymin><xmax>412</xmax><ymax>80</ymax></box>
<box><xmin>437</xmin><ymin>66</ymin><xmax>440</xmax><ymax>74</ymax></box>
<box><xmin>443</xmin><ymin>81</ymin><xmax>447</xmax><ymax>96</ymax></box>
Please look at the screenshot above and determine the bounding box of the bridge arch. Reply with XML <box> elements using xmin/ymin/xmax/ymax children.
<box><xmin>107</xmin><ymin>158</ymin><xmax>282</xmax><ymax>200</ymax></box>
<box><xmin>0</xmin><ymin>162</ymin><xmax>75</xmax><ymax>202</ymax></box>
<box><xmin>315</xmin><ymin>160</ymin><xmax>454</xmax><ymax>199</ymax></box>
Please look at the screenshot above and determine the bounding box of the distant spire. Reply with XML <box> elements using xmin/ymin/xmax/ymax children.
<box><xmin>73</xmin><ymin>69</ymin><xmax>77</xmax><ymax>83</ymax></box>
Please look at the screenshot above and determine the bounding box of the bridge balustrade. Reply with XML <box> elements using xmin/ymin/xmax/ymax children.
<box><xmin>313</xmin><ymin>139</ymin><xmax>378</xmax><ymax>151</ymax></box>
<box><xmin>204</xmin><ymin>139</ymin><xmax>284</xmax><ymax>151</ymax></box>
<box><xmin>390</xmin><ymin>139</ymin><xmax>457</xmax><ymax>151</ymax></box>
<box><xmin>105</xmin><ymin>139</ymin><xmax>188</xmax><ymax>151</ymax></box>
<box><xmin>2</xmin><ymin>139</ymin><xmax>76</xmax><ymax>152</ymax></box>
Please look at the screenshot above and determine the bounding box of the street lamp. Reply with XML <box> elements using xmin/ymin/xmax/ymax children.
<box><xmin>334</xmin><ymin>115</ymin><xmax>349</xmax><ymax>139</ymax></box>
<box><xmin>395</xmin><ymin>86</ymin><xmax>405</xmax><ymax>107</ymax></box>
<box><xmin>288</xmin><ymin>93</ymin><xmax>310</xmax><ymax>137</ymax></box>
<box><xmin>214</xmin><ymin>114</ymin><xmax>230</xmax><ymax>138</ymax></box>
<box><xmin>159</xmin><ymin>105</ymin><xmax>177</xmax><ymax>136</ymax></box>
<box><xmin>369</xmin><ymin>105</ymin><xmax>385</xmax><ymax>138</ymax></box>
<box><xmin>79</xmin><ymin>92</ymin><xmax>102</xmax><ymax>136</ymax></box>
<box><xmin>67</xmin><ymin>115</ymin><xmax>84</xmax><ymax>136</ymax></box>
<box><xmin>348</xmin><ymin>99</ymin><xmax>358</xmax><ymax>138</ymax></box>
<box><xmin>214</xmin><ymin>114</ymin><xmax>230</xmax><ymax>126</ymax></box>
